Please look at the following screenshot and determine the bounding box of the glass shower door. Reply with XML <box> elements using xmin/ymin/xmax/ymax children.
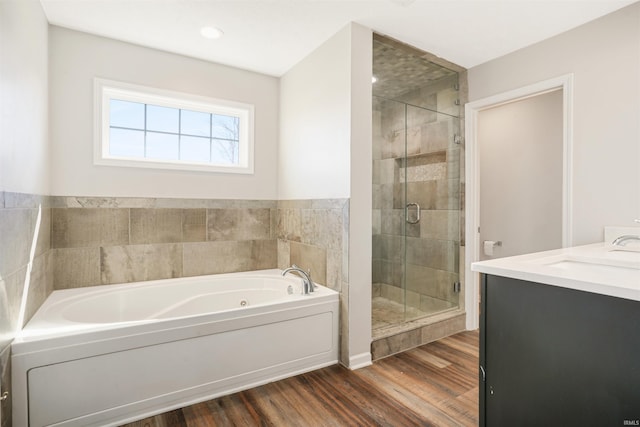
<box><xmin>372</xmin><ymin>95</ymin><xmax>461</xmax><ymax>330</ymax></box>
<box><xmin>402</xmin><ymin>105</ymin><xmax>461</xmax><ymax>321</ymax></box>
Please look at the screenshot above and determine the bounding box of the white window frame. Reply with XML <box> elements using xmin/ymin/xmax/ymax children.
<box><xmin>94</xmin><ymin>78</ymin><xmax>255</xmax><ymax>174</ymax></box>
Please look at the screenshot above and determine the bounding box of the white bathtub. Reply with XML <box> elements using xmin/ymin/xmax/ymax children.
<box><xmin>12</xmin><ymin>269</ymin><xmax>339</xmax><ymax>427</ymax></box>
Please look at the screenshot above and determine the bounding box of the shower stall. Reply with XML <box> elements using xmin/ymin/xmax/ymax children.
<box><xmin>371</xmin><ymin>34</ymin><xmax>466</xmax><ymax>357</ymax></box>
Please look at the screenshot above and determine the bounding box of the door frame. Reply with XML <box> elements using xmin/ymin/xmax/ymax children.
<box><xmin>464</xmin><ymin>74</ymin><xmax>574</xmax><ymax>330</ymax></box>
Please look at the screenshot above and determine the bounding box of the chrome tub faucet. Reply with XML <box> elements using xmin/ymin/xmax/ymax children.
<box><xmin>282</xmin><ymin>264</ymin><xmax>316</xmax><ymax>295</ymax></box>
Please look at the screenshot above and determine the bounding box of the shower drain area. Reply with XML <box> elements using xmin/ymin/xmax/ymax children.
<box><xmin>372</xmin><ymin>281</ymin><xmax>458</xmax><ymax>333</ymax></box>
<box><xmin>372</xmin><ymin>296</ymin><xmax>428</xmax><ymax>330</ymax></box>
<box><xmin>372</xmin><ymin>295</ymin><xmax>458</xmax><ymax>336</ymax></box>
<box><xmin>371</xmin><ymin>307</ymin><xmax>466</xmax><ymax>360</ymax></box>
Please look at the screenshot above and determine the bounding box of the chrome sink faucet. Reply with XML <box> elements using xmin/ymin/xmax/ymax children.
<box><xmin>611</xmin><ymin>235</ymin><xmax>640</xmax><ymax>246</ymax></box>
<box><xmin>282</xmin><ymin>264</ymin><xmax>316</xmax><ymax>295</ymax></box>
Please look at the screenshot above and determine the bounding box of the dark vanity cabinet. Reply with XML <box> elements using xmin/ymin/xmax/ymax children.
<box><xmin>479</xmin><ymin>274</ymin><xmax>640</xmax><ymax>427</ymax></box>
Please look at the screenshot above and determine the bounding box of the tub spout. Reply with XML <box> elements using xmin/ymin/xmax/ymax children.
<box><xmin>282</xmin><ymin>265</ymin><xmax>315</xmax><ymax>295</ymax></box>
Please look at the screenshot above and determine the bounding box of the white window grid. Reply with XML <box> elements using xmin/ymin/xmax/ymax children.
<box><xmin>94</xmin><ymin>78</ymin><xmax>255</xmax><ymax>174</ymax></box>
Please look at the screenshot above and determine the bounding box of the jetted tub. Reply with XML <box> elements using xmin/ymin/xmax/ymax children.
<box><xmin>12</xmin><ymin>269</ymin><xmax>339</xmax><ymax>427</ymax></box>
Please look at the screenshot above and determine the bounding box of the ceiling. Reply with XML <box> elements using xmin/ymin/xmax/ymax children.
<box><xmin>372</xmin><ymin>34</ymin><xmax>459</xmax><ymax>100</ymax></box>
<box><xmin>40</xmin><ymin>0</ymin><xmax>637</xmax><ymax>77</ymax></box>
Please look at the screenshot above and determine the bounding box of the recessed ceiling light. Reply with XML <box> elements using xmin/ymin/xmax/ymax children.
<box><xmin>372</xmin><ymin>76</ymin><xmax>378</xmax><ymax>83</ymax></box>
<box><xmin>389</xmin><ymin>0</ymin><xmax>417</xmax><ymax>5</ymax></box>
<box><xmin>200</xmin><ymin>26</ymin><xmax>224</xmax><ymax>40</ymax></box>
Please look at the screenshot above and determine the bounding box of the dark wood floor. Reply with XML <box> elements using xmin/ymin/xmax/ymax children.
<box><xmin>120</xmin><ymin>330</ymin><xmax>479</xmax><ymax>427</ymax></box>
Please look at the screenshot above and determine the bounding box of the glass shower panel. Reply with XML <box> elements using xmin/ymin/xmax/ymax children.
<box><xmin>403</xmin><ymin>106</ymin><xmax>461</xmax><ymax>321</ymax></box>
<box><xmin>372</xmin><ymin>96</ymin><xmax>408</xmax><ymax>329</ymax></box>
<box><xmin>373</xmin><ymin>96</ymin><xmax>461</xmax><ymax>329</ymax></box>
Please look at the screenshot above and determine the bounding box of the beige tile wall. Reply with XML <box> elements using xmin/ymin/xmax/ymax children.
<box><xmin>51</xmin><ymin>198</ymin><xmax>279</xmax><ymax>289</ymax></box>
<box><xmin>275</xmin><ymin>199</ymin><xmax>348</xmax><ymax>290</ymax></box>
<box><xmin>0</xmin><ymin>195</ymin><xmax>351</xmax><ymax>374</ymax></box>
<box><xmin>275</xmin><ymin>199</ymin><xmax>349</xmax><ymax>363</ymax></box>
<box><xmin>0</xmin><ymin>193</ymin><xmax>53</xmax><ymax>342</ymax></box>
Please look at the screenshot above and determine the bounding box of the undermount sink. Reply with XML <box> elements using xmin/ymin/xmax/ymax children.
<box><xmin>546</xmin><ymin>259</ymin><xmax>640</xmax><ymax>273</ymax></box>
<box><xmin>533</xmin><ymin>253</ymin><xmax>640</xmax><ymax>280</ymax></box>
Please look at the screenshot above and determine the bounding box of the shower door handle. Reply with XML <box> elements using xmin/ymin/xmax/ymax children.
<box><xmin>406</xmin><ymin>203</ymin><xmax>421</xmax><ymax>224</ymax></box>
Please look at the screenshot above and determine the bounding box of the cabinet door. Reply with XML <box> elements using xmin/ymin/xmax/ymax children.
<box><xmin>481</xmin><ymin>274</ymin><xmax>640</xmax><ymax>426</ymax></box>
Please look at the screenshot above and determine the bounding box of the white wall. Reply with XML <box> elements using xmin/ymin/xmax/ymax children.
<box><xmin>49</xmin><ymin>26</ymin><xmax>279</xmax><ymax>199</ymax></box>
<box><xmin>478</xmin><ymin>90</ymin><xmax>564</xmax><ymax>259</ymax></box>
<box><xmin>0</xmin><ymin>0</ymin><xmax>50</xmax><ymax>194</ymax></box>
<box><xmin>279</xmin><ymin>23</ymin><xmax>373</xmax><ymax>366</ymax></box>
<box><xmin>278</xmin><ymin>25</ymin><xmax>352</xmax><ymax>199</ymax></box>
<box><xmin>468</xmin><ymin>2</ymin><xmax>640</xmax><ymax>245</ymax></box>
<box><xmin>347</xmin><ymin>23</ymin><xmax>373</xmax><ymax>368</ymax></box>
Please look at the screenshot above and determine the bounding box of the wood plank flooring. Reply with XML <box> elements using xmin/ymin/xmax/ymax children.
<box><xmin>120</xmin><ymin>330</ymin><xmax>479</xmax><ymax>427</ymax></box>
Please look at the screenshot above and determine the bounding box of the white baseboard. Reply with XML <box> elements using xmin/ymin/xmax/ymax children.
<box><xmin>348</xmin><ymin>352</ymin><xmax>372</xmax><ymax>370</ymax></box>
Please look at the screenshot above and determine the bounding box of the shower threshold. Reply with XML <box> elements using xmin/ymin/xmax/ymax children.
<box><xmin>372</xmin><ymin>298</ymin><xmax>461</xmax><ymax>339</ymax></box>
<box><xmin>371</xmin><ymin>297</ymin><xmax>466</xmax><ymax>360</ymax></box>
<box><xmin>372</xmin><ymin>296</ymin><xmax>456</xmax><ymax>330</ymax></box>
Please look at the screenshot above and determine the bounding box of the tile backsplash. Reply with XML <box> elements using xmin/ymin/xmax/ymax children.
<box><xmin>48</xmin><ymin>198</ymin><xmax>349</xmax><ymax>327</ymax></box>
<box><xmin>51</xmin><ymin>198</ymin><xmax>279</xmax><ymax>288</ymax></box>
<box><xmin>0</xmin><ymin>193</ymin><xmax>53</xmax><ymax>345</ymax></box>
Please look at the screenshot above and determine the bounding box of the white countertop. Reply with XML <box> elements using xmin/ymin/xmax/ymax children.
<box><xmin>471</xmin><ymin>243</ymin><xmax>640</xmax><ymax>302</ymax></box>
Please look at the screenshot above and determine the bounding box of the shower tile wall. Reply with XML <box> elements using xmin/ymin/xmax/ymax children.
<box><xmin>0</xmin><ymin>192</ymin><xmax>54</xmax><ymax>427</ymax></box>
<box><xmin>373</xmin><ymin>74</ymin><xmax>462</xmax><ymax>313</ymax></box>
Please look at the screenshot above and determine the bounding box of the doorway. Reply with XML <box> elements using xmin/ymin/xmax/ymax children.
<box><xmin>478</xmin><ymin>89</ymin><xmax>563</xmax><ymax>261</ymax></box>
<box><xmin>464</xmin><ymin>75</ymin><xmax>574</xmax><ymax>330</ymax></box>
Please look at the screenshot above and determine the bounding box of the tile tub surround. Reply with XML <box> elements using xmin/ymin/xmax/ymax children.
<box><xmin>276</xmin><ymin>199</ymin><xmax>349</xmax><ymax>363</ymax></box>
<box><xmin>50</xmin><ymin>197</ymin><xmax>352</xmax><ymax>366</ymax></box>
<box><xmin>0</xmin><ymin>193</ymin><xmax>53</xmax><ymax>337</ymax></box>
<box><xmin>276</xmin><ymin>199</ymin><xmax>348</xmax><ymax>290</ymax></box>
<box><xmin>51</xmin><ymin>198</ymin><xmax>278</xmax><ymax>288</ymax></box>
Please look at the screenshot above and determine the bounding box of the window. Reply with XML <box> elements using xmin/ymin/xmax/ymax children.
<box><xmin>94</xmin><ymin>78</ymin><xmax>254</xmax><ymax>173</ymax></box>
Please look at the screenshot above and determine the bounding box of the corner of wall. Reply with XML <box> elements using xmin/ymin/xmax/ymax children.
<box><xmin>347</xmin><ymin>22</ymin><xmax>373</xmax><ymax>366</ymax></box>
